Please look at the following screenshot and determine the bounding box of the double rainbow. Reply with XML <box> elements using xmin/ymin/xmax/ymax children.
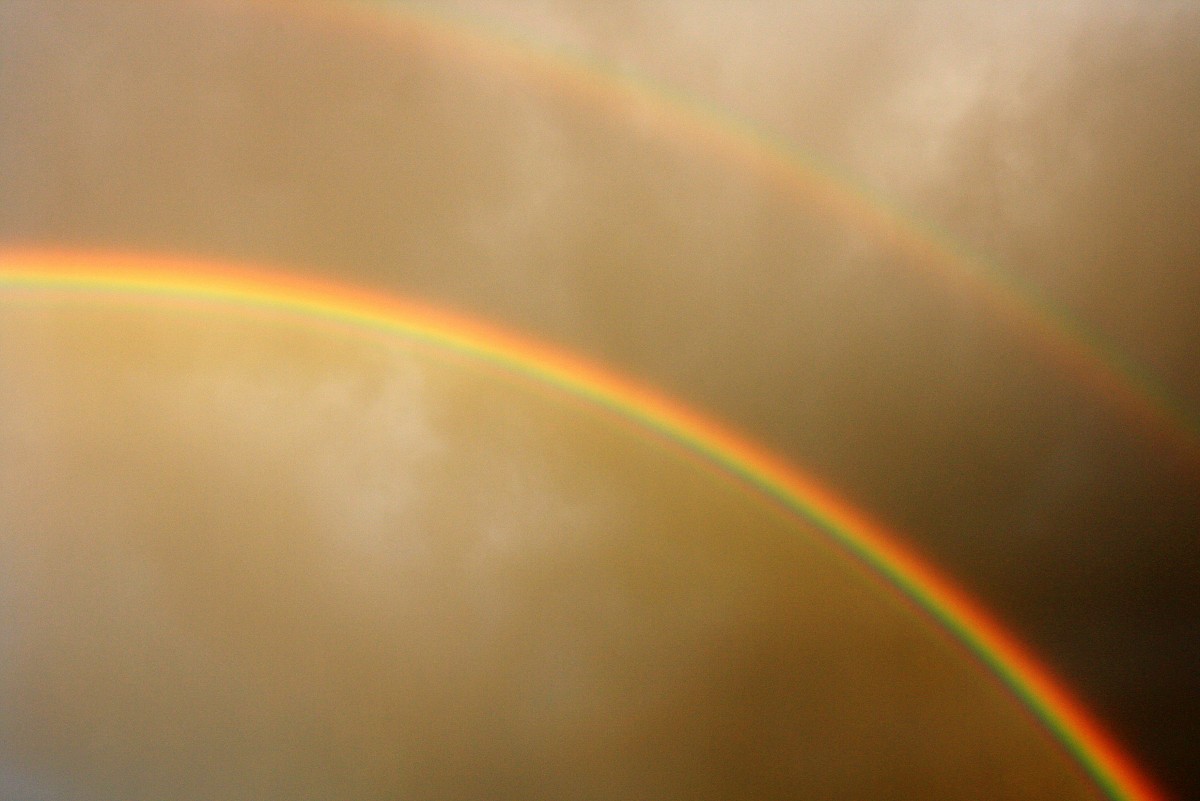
<box><xmin>0</xmin><ymin>4</ymin><xmax>1185</xmax><ymax>799</ymax></box>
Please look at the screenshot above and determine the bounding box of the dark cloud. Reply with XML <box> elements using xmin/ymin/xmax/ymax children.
<box><xmin>1</xmin><ymin>1</ymin><xmax>1196</xmax><ymax>797</ymax></box>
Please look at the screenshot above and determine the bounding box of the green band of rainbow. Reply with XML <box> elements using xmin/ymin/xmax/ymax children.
<box><xmin>288</xmin><ymin>0</ymin><xmax>1198</xmax><ymax>469</ymax></box>
<box><xmin>0</xmin><ymin>248</ymin><xmax>1168</xmax><ymax>801</ymax></box>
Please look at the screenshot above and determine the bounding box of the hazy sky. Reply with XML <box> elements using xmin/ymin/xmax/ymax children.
<box><xmin>1</xmin><ymin>1</ymin><xmax>1197</xmax><ymax>798</ymax></box>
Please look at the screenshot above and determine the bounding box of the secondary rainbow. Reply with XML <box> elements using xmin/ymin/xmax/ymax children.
<box><xmin>0</xmin><ymin>248</ymin><xmax>1168</xmax><ymax>801</ymax></box>
<box><xmin>279</xmin><ymin>0</ymin><xmax>1199</xmax><ymax>468</ymax></box>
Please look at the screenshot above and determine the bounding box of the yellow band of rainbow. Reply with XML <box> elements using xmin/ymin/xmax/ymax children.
<box><xmin>0</xmin><ymin>248</ymin><xmax>1168</xmax><ymax>801</ymax></box>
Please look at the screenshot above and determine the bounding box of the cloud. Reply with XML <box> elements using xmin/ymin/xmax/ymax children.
<box><xmin>0</xmin><ymin>299</ymin><xmax>1109</xmax><ymax>799</ymax></box>
<box><xmin>2</xmin><ymin>1</ymin><xmax>1197</xmax><ymax>797</ymax></box>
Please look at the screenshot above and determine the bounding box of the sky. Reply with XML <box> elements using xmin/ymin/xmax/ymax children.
<box><xmin>1</xmin><ymin>1</ymin><xmax>1197</xmax><ymax>798</ymax></box>
<box><xmin>0</xmin><ymin>299</ymin><xmax>1107</xmax><ymax>800</ymax></box>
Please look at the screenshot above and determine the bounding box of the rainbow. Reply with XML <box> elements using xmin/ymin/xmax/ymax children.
<box><xmin>0</xmin><ymin>248</ymin><xmax>1168</xmax><ymax>801</ymax></box>
<box><xmin>281</xmin><ymin>0</ymin><xmax>1199</xmax><ymax>468</ymax></box>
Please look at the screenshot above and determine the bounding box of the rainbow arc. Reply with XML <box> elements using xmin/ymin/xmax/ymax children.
<box><xmin>293</xmin><ymin>0</ymin><xmax>1198</xmax><ymax>468</ymax></box>
<box><xmin>0</xmin><ymin>248</ymin><xmax>1169</xmax><ymax>801</ymax></box>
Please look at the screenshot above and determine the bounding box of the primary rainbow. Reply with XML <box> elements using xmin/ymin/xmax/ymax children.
<box><xmin>0</xmin><ymin>248</ymin><xmax>1167</xmax><ymax>801</ymax></box>
<box><xmin>286</xmin><ymin>0</ymin><xmax>1199</xmax><ymax>468</ymax></box>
